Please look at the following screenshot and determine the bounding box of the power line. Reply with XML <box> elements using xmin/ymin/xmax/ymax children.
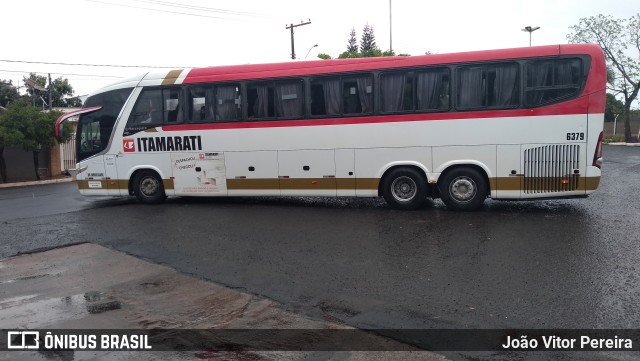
<box><xmin>0</xmin><ymin>69</ymin><xmax>123</xmax><ymax>79</ymax></box>
<box><xmin>129</xmin><ymin>0</ymin><xmax>268</xmax><ymax>18</ymax></box>
<box><xmin>85</xmin><ymin>0</ymin><xmax>262</xmax><ymax>22</ymax></box>
<box><xmin>0</xmin><ymin>59</ymin><xmax>192</xmax><ymax>69</ymax></box>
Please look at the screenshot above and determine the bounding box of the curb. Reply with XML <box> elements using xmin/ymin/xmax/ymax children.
<box><xmin>605</xmin><ymin>142</ymin><xmax>640</xmax><ymax>147</ymax></box>
<box><xmin>0</xmin><ymin>177</ymin><xmax>75</xmax><ymax>189</ymax></box>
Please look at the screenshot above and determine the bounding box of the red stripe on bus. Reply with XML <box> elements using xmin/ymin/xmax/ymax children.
<box><xmin>160</xmin><ymin>99</ymin><xmax>590</xmax><ymax>132</ymax></box>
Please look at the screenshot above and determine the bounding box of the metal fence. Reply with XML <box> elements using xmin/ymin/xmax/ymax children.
<box><xmin>60</xmin><ymin>135</ymin><xmax>76</xmax><ymax>173</ymax></box>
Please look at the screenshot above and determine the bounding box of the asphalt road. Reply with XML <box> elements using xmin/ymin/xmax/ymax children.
<box><xmin>1</xmin><ymin>145</ymin><xmax>639</xmax><ymax>360</ymax></box>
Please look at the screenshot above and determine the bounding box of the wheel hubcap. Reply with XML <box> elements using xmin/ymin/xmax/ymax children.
<box><xmin>449</xmin><ymin>176</ymin><xmax>476</xmax><ymax>203</ymax></box>
<box><xmin>140</xmin><ymin>177</ymin><xmax>159</xmax><ymax>196</ymax></box>
<box><xmin>391</xmin><ymin>176</ymin><xmax>417</xmax><ymax>202</ymax></box>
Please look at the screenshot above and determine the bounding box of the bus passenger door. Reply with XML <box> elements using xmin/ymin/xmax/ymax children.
<box><xmin>104</xmin><ymin>154</ymin><xmax>120</xmax><ymax>195</ymax></box>
<box><xmin>278</xmin><ymin>150</ymin><xmax>337</xmax><ymax>196</ymax></box>
<box><xmin>495</xmin><ymin>145</ymin><xmax>521</xmax><ymax>199</ymax></box>
<box><xmin>335</xmin><ymin>149</ymin><xmax>356</xmax><ymax>196</ymax></box>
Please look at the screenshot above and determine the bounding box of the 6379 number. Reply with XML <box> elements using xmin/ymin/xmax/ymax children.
<box><xmin>566</xmin><ymin>132</ymin><xmax>585</xmax><ymax>141</ymax></box>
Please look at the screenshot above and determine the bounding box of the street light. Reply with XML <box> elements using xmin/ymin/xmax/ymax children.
<box><xmin>305</xmin><ymin>44</ymin><xmax>318</xmax><ymax>59</ymax></box>
<box><xmin>389</xmin><ymin>0</ymin><xmax>393</xmax><ymax>53</ymax></box>
<box><xmin>522</xmin><ymin>26</ymin><xmax>540</xmax><ymax>47</ymax></box>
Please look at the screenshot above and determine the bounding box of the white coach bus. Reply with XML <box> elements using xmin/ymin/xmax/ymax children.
<box><xmin>56</xmin><ymin>44</ymin><xmax>606</xmax><ymax>211</ymax></box>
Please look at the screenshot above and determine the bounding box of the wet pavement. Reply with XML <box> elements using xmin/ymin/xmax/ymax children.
<box><xmin>0</xmin><ymin>243</ymin><xmax>443</xmax><ymax>361</ymax></box>
<box><xmin>0</xmin><ymin>145</ymin><xmax>639</xmax><ymax>360</ymax></box>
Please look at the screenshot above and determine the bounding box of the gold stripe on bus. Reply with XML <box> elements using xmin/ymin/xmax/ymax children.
<box><xmin>492</xmin><ymin>177</ymin><xmax>521</xmax><ymax>191</ymax></box>
<box><xmin>279</xmin><ymin>178</ymin><xmax>336</xmax><ymax>190</ymax></box>
<box><xmin>356</xmin><ymin>178</ymin><xmax>379</xmax><ymax>190</ymax></box>
<box><xmin>490</xmin><ymin>177</ymin><xmax>600</xmax><ymax>192</ymax></box>
<box><xmin>162</xmin><ymin>179</ymin><xmax>175</xmax><ymax>190</ymax></box>
<box><xmin>144</xmin><ymin>128</ymin><xmax>159</xmax><ymax>133</ymax></box>
<box><xmin>226</xmin><ymin>179</ymin><xmax>280</xmax><ymax>190</ymax></box>
<box><xmin>77</xmin><ymin>179</ymin><xmax>175</xmax><ymax>190</ymax></box>
<box><xmin>336</xmin><ymin>178</ymin><xmax>356</xmax><ymax>190</ymax></box>
<box><xmin>77</xmin><ymin>176</ymin><xmax>598</xmax><ymax>193</ymax></box>
<box><xmin>583</xmin><ymin>176</ymin><xmax>600</xmax><ymax>191</ymax></box>
<box><xmin>161</xmin><ymin>69</ymin><xmax>184</xmax><ymax>85</ymax></box>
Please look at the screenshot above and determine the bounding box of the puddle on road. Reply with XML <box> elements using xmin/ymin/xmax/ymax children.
<box><xmin>0</xmin><ymin>292</ymin><xmax>122</xmax><ymax>328</ymax></box>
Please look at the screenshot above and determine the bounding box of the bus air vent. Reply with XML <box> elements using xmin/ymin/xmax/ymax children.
<box><xmin>523</xmin><ymin>145</ymin><xmax>580</xmax><ymax>194</ymax></box>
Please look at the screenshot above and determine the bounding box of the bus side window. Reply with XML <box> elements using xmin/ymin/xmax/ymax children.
<box><xmin>129</xmin><ymin>89</ymin><xmax>163</xmax><ymax>125</ymax></box>
<box><xmin>163</xmin><ymin>88</ymin><xmax>182</xmax><ymax>123</ymax></box>
<box><xmin>275</xmin><ymin>80</ymin><xmax>303</xmax><ymax>119</ymax></box>
<box><xmin>247</xmin><ymin>82</ymin><xmax>275</xmax><ymax>119</ymax></box>
<box><xmin>187</xmin><ymin>86</ymin><xmax>211</xmax><ymax>123</ymax></box>
<box><xmin>416</xmin><ymin>68</ymin><xmax>450</xmax><ymax>111</ymax></box>
<box><xmin>311</xmin><ymin>77</ymin><xmax>340</xmax><ymax>116</ymax></box>
<box><xmin>457</xmin><ymin>63</ymin><xmax>518</xmax><ymax>109</ymax></box>
<box><xmin>380</xmin><ymin>71</ymin><xmax>412</xmax><ymax>112</ymax></box>
<box><xmin>215</xmin><ymin>84</ymin><xmax>241</xmax><ymax>121</ymax></box>
<box><xmin>343</xmin><ymin>75</ymin><xmax>373</xmax><ymax>115</ymax></box>
<box><xmin>525</xmin><ymin>59</ymin><xmax>582</xmax><ymax>107</ymax></box>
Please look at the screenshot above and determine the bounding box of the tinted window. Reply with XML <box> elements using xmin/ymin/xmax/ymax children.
<box><xmin>457</xmin><ymin>63</ymin><xmax>519</xmax><ymax>109</ymax></box>
<box><xmin>215</xmin><ymin>84</ymin><xmax>241</xmax><ymax>121</ymax></box>
<box><xmin>187</xmin><ymin>85</ymin><xmax>211</xmax><ymax>123</ymax></box>
<box><xmin>311</xmin><ymin>77</ymin><xmax>341</xmax><ymax>116</ymax></box>
<box><xmin>525</xmin><ymin>58</ymin><xmax>582</xmax><ymax>107</ymax></box>
<box><xmin>125</xmin><ymin>87</ymin><xmax>183</xmax><ymax>134</ymax></box>
<box><xmin>77</xmin><ymin>88</ymin><xmax>133</xmax><ymax>161</ymax></box>
<box><xmin>247</xmin><ymin>82</ymin><xmax>275</xmax><ymax>119</ymax></box>
<box><xmin>380</xmin><ymin>68</ymin><xmax>449</xmax><ymax>113</ymax></box>
<box><xmin>343</xmin><ymin>75</ymin><xmax>373</xmax><ymax>114</ymax></box>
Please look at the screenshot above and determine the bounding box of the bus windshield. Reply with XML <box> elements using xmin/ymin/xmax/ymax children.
<box><xmin>77</xmin><ymin>88</ymin><xmax>133</xmax><ymax>162</ymax></box>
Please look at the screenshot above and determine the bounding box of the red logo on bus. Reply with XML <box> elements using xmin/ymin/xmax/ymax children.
<box><xmin>123</xmin><ymin>139</ymin><xmax>135</xmax><ymax>152</ymax></box>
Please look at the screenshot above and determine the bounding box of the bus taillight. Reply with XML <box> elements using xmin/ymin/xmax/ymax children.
<box><xmin>593</xmin><ymin>131</ymin><xmax>604</xmax><ymax>168</ymax></box>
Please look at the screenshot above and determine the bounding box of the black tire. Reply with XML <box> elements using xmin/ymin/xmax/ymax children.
<box><xmin>381</xmin><ymin>167</ymin><xmax>427</xmax><ymax>210</ymax></box>
<box><xmin>438</xmin><ymin>167</ymin><xmax>487</xmax><ymax>211</ymax></box>
<box><xmin>132</xmin><ymin>170</ymin><xmax>166</xmax><ymax>204</ymax></box>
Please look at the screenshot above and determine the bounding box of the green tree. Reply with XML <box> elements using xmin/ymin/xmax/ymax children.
<box><xmin>21</xmin><ymin>108</ymin><xmax>64</xmax><ymax>180</ymax></box>
<box><xmin>360</xmin><ymin>23</ymin><xmax>376</xmax><ymax>51</ymax></box>
<box><xmin>347</xmin><ymin>27</ymin><xmax>358</xmax><ymax>53</ymax></box>
<box><xmin>605</xmin><ymin>93</ymin><xmax>624</xmax><ymax>122</ymax></box>
<box><xmin>338</xmin><ymin>51</ymin><xmax>362</xmax><ymax>59</ymax></box>
<box><xmin>50</xmin><ymin>77</ymin><xmax>76</xmax><ymax>107</ymax></box>
<box><xmin>0</xmin><ymin>100</ymin><xmax>28</xmax><ymax>182</ymax></box>
<box><xmin>0</xmin><ymin>99</ymin><xmax>67</xmax><ymax>181</ymax></box>
<box><xmin>317</xmin><ymin>53</ymin><xmax>333</xmax><ymax>60</ymax></box>
<box><xmin>568</xmin><ymin>13</ymin><xmax>640</xmax><ymax>142</ymax></box>
<box><xmin>0</xmin><ymin>80</ymin><xmax>19</xmax><ymax>108</ymax></box>
<box><xmin>24</xmin><ymin>73</ymin><xmax>79</xmax><ymax>108</ymax></box>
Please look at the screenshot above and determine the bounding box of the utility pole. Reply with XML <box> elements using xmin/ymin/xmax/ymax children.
<box><xmin>48</xmin><ymin>73</ymin><xmax>52</xmax><ymax>110</ymax></box>
<box><xmin>286</xmin><ymin>20</ymin><xmax>311</xmax><ymax>60</ymax></box>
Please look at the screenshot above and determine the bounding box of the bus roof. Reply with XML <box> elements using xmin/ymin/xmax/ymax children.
<box><xmin>90</xmin><ymin>44</ymin><xmax>603</xmax><ymax>96</ymax></box>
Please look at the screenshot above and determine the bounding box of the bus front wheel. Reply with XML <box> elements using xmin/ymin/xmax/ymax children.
<box><xmin>133</xmin><ymin>170</ymin><xmax>166</xmax><ymax>204</ymax></box>
<box><xmin>381</xmin><ymin>167</ymin><xmax>427</xmax><ymax>210</ymax></box>
<box><xmin>439</xmin><ymin>167</ymin><xmax>487</xmax><ymax>211</ymax></box>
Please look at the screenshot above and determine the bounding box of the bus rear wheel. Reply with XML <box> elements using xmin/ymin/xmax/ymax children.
<box><xmin>133</xmin><ymin>170</ymin><xmax>166</xmax><ymax>204</ymax></box>
<box><xmin>381</xmin><ymin>167</ymin><xmax>427</xmax><ymax>210</ymax></box>
<box><xmin>439</xmin><ymin>167</ymin><xmax>487</xmax><ymax>211</ymax></box>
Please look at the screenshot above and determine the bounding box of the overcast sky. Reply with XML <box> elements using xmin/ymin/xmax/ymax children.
<box><xmin>1</xmin><ymin>0</ymin><xmax>637</xmax><ymax>98</ymax></box>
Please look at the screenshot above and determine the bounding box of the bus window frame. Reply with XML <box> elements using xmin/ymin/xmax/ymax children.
<box><xmin>454</xmin><ymin>61</ymin><xmax>522</xmax><ymax>112</ymax></box>
<box><xmin>523</xmin><ymin>56</ymin><xmax>589</xmax><ymax>108</ymax></box>
<box><xmin>127</xmin><ymin>85</ymin><xmax>186</xmax><ymax>127</ymax></box>
<box><xmin>378</xmin><ymin>66</ymin><xmax>452</xmax><ymax>115</ymax></box>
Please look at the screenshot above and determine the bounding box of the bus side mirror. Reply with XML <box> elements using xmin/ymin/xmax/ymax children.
<box><xmin>55</xmin><ymin>106</ymin><xmax>103</xmax><ymax>138</ymax></box>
